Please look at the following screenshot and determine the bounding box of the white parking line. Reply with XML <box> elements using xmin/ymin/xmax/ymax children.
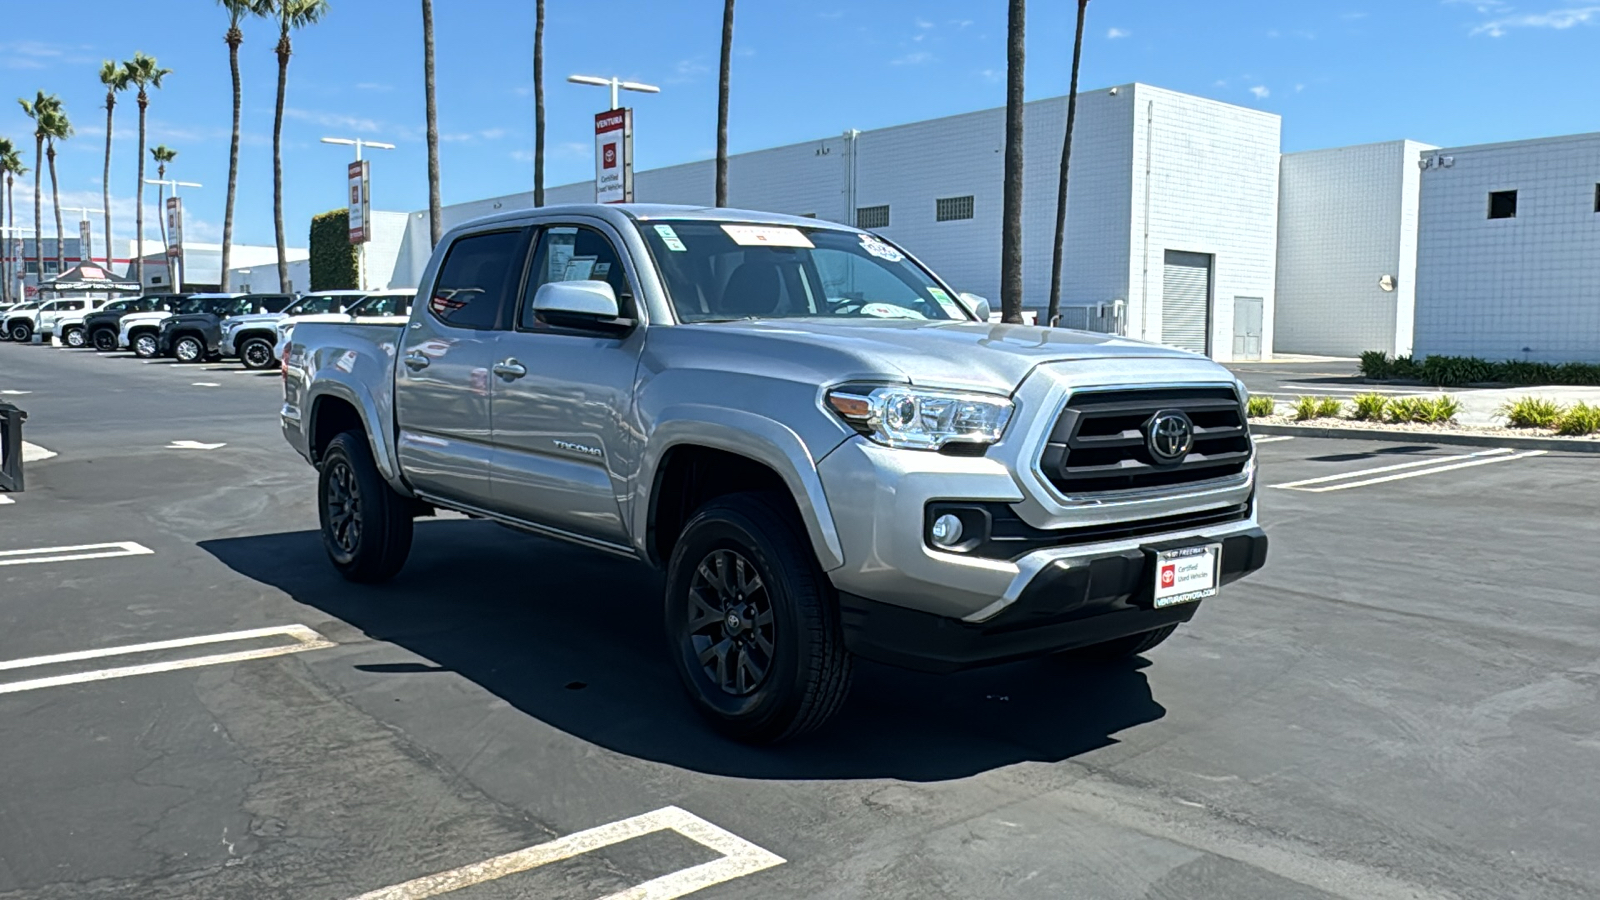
<box><xmin>0</xmin><ymin>624</ymin><xmax>335</xmax><ymax>695</ymax></box>
<box><xmin>21</xmin><ymin>441</ymin><xmax>55</xmax><ymax>462</ymax></box>
<box><xmin>1294</xmin><ymin>450</ymin><xmax>1547</xmax><ymax>493</ymax></box>
<box><xmin>0</xmin><ymin>389</ymin><xmax>30</xmax><ymax>395</ymax></box>
<box><xmin>1251</xmin><ymin>435</ymin><xmax>1295</xmax><ymax>445</ymax></box>
<box><xmin>0</xmin><ymin>541</ymin><xmax>154</xmax><ymax>567</ymax></box>
<box><xmin>1271</xmin><ymin>448</ymin><xmax>1512</xmax><ymax>489</ymax></box>
<box><xmin>191</xmin><ymin>382</ymin><xmax>221</xmax><ymax>387</ymax></box>
<box><xmin>167</xmin><ymin>440</ymin><xmax>227</xmax><ymax>450</ymax></box>
<box><xmin>347</xmin><ymin>806</ymin><xmax>785</xmax><ymax>900</ymax></box>
<box><xmin>0</xmin><ymin>495</ymin><xmax>13</xmax><ymax>505</ymax></box>
<box><xmin>1270</xmin><ymin>447</ymin><xmax>1550</xmax><ymax>493</ymax></box>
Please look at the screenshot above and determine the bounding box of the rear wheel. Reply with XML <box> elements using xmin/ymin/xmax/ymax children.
<box><xmin>8</xmin><ymin>322</ymin><xmax>31</xmax><ymax>343</ymax></box>
<box><xmin>132</xmin><ymin>332</ymin><xmax>158</xmax><ymax>358</ymax></box>
<box><xmin>665</xmin><ymin>492</ymin><xmax>852</xmax><ymax>743</ymax></box>
<box><xmin>1053</xmin><ymin>624</ymin><xmax>1178</xmax><ymax>665</ymax></box>
<box><xmin>240</xmin><ymin>336</ymin><xmax>277</xmax><ymax>370</ymax></box>
<box><xmin>173</xmin><ymin>335</ymin><xmax>204</xmax><ymax>363</ymax></box>
<box><xmin>62</xmin><ymin>326</ymin><xmax>85</xmax><ymax>348</ymax></box>
<box><xmin>318</xmin><ymin>430</ymin><xmax>414</xmax><ymax>583</ymax></box>
<box><xmin>92</xmin><ymin>328</ymin><xmax>118</xmax><ymax>351</ymax></box>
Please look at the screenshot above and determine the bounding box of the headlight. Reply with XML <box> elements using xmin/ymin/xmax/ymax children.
<box><xmin>826</xmin><ymin>384</ymin><xmax>1013</xmax><ymax>450</ymax></box>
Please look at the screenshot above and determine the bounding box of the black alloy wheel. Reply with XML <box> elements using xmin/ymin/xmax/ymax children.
<box><xmin>324</xmin><ymin>456</ymin><xmax>363</xmax><ymax>559</ymax></box>
<box><xmin>241</xmin><ymin>336</ymin><xmax>276</xmax><ymax>370</ymax></box>
<box><xmin>8</xmin><ymin>323</ymin><xmax>30</xmax><ymax>343</ymax></box>
<box><xmin>92</xmin><ymin>328</ymin><xmax>118</xmax><ymax>351</ymax></box>
<box><xmin>685</xmin><ymin>548</ymin><xmax>777</xmax><ymax>696</ymax></box>
<box><xmin>316</xmin><ymin>430</ymin><xmax>413</xmax><ymax>582</ymax></box>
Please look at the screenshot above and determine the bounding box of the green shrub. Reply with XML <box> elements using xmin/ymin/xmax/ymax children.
<box><xmin>1385</xmin><ymin>397</ymin><xmax>1426</xmax><ymax>424</ymax></box>
<box><xmin>1389</xmin><ymin>355</ymin><xmax>1422</xmax><ymax>380</ymax></box>
<box><xmin>1497</xmin><ymin>396</ymin><xmax>1566</xmax><ymax>429</ymax></box>
<box><xmin>1358</xmin><ymin>350</ymin><xmax>1391</xmax><ymax>380</ymax></box>
<box><xmin>1420</xmin><ymin>395</ymin><xmax>1461</xmax><ymax>424</ymax></box>
<box><xmin>1292</xmin><ymin>396</ymin><xmax>1318</xmax><ymax>421</ymax></box>
<box><xmin>309</xmin><ymin>208</ymin><xmax>358</xmax><ymax>291</ymax></box>
<box><xmin>1556</xmin><ymin>402</ymin><xmax>1600</xmax><ymax>436</ymax></box>
<box><xmin>1316</xmin><ymin>397</ymin><xmax>1343</xmax><ymax>418</ymax></box>
<box><xmin>1246</xmin><ymin>395</ymin><xmax>1276</xmax><ymax>418</ymax></box>
<box><xmin>1421</xmin><ymin>355</ymin><xmax>1495</xmax><ymax>387</ymax></box>
<box><xmin>1350</xmin><ymin>393</ymin><xmax>1389</xmax><ymax>421</ymax></box>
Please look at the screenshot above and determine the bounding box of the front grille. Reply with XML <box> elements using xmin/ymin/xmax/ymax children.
<box><xmin>1039</xmin><ymin>387</ymin><xmax>1252</xmax><ymax>495</ymax></box>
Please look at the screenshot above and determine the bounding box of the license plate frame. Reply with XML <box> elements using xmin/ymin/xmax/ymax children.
<box><xmin>1152</xmin><ymin>543</ymin><xmax>1221</xmax><ymax>609</ymax></box>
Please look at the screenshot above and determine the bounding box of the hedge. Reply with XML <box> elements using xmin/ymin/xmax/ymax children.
<box><xmin>309</xmin><ymin>208</ymin><xmax>358</xmax><ymax>291</ymax></box>
<box><xmin>1360</xmin><ymin>351</ymin><xmax>1600</xmax><ymax>387</ymax></box>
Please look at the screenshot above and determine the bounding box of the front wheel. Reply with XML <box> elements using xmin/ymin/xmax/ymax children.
<box><xmin>173</xmin><ymin>335</ymin><xmax>204</xmax><ymax>363</ymax></box>
<box><xmin>132</xmin><ymin>332</ymin><xmax>158</xmax><ymax>359</ymax></box>
<box><xmin>8</xmin><ymin>323</ymin><xmax>31</xmax><ymax>343</ymax></box>
<box><xmin>240</xmin><ymin>336</ymin><xmax>277</xmax><ymax>370</ymax></box>
<box><xmin>318</xmin><ymin>430</ymin><xmax>414</xmax><ymax>583</ymax></box>
<box><xmin>92</xmin><ymin>328</ymin><xmax>118</xmax><ymax>351</ymax></box>
<box><xmin>63</xmin><ymin>326</ymin><xmax>85</xmax><ymax>348</ymax></box>
<box><xmin>665</xmin><ymin>492</ymin><xmax>852</xmax><ymax>743</ymax></box>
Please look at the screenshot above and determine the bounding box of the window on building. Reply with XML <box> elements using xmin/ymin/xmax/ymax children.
<box><xmin>43</xmin><ymin>261</ymin><xmax>59</xmax><ymax>275</ymax></box>
<box><xmin>935</xmin><ymin>195</ymin><xmax>975</xmax><ymax>222</ymax></box>
<box><xmin>1488</xmin><ymin>190</ymin><xmax>1518</xmax><ymax>220</ymax></box>
<box><xmin>1594</xmin><ymin>184</ymin><xmax>1599</xmax><ymax>213</ymax></box>
<box><xmin>24</xmin><ymin>261</ymin><xmax>37</xmax><ymax>275</ymax></box>
<box><xmin>856</xmin><ymin>205</ymin><xmax>890</xmax><ymax>229</ymax></box>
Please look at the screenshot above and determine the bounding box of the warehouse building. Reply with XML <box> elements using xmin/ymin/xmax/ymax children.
<box><xmin>1413</xmin><ymin>131</ymin><xmax>1600</xmax><ymax>363</ymax></box>
<box><xmin>1274</xmin><ymin>140</ymin><xmax>1435</xmax><ymax>358</ymax></box>
<box><xmin>393</xmin><ymin>83</ymin><xmax>1283</xmax><ymax>362</ymax></box>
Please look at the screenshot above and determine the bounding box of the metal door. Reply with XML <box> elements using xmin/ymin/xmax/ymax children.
<box><xmin>1232</xmin><ymin>296</ymin><xmax>1263</xmax><ymax>361</ymax></box>
<box><xmin>1161</xmin><ymin>250</ymin><xmax>1212</xmax><ymax>355</ymax></box>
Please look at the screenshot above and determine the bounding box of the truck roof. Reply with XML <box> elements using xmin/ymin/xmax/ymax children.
<box><xmin>447</xmin><ymin>203</ymin><xmax>861</xmax><ymax>237</ymax></box>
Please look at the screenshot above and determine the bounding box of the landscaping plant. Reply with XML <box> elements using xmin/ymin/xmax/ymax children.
<box><xmin>1316</xmin><ymin>397</ymin><xmax>1343</xmax><ymax>418</ymax></box>
<box><xmin>1497</xmin><ymin>396</ymin><xmax>1566</xmax><ymax>429</ymax></box>
<box><xmin>1246</xmin><ymin>395</ymin><xmax>1276</xmax><ymax>418</ymax></box>
<box><xmin>1350</xmin><ymin>393</ymin><xmax>1389</xmax><ymax>421</ymax></box>
<box><xmin>1556</xmin><ymin>402</ymin><xmax>1600</xmax><ymax>437</ymax></box>
<box><xmin>1385</xmin><ymin>397</ymin><xmax>1426</xmax><ymax>424</ymax></box>
<box><xmin>1420</xmin><ymin>395</ymin><xmax>1461</xmax><ymax>425</ymax></box>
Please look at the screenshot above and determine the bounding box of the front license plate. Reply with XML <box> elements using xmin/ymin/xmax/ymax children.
<box><xmin>1153</xmin><ymin>544</ymin><xmax>1221</xmax><ymax>608</ymax></box>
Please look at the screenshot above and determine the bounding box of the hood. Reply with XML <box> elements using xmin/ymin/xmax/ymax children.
<box><xmin>121</xmin><ymin>311</ymin><xmax>173</xmax><ymax>326</ymax></box>
<box><xmin>684</xmin><ymin>319</ymin><xmax>1206</xmax><ymax>393</ymax></box>
<box><xmin>222</xmin><ymin>312</ymin><xmax>286</xmax><ymax>328</ymax></box>
<box><xmin>281</xmin><ymin>313</ymin><xmax>353</xmax><ymax>328</ymax></box>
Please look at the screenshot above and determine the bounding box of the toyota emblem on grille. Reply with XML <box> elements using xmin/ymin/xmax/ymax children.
<box><xmin>1146</xmin><ymin>410</ymin><xmax>1194</xmax><ymax>464</ymax></box>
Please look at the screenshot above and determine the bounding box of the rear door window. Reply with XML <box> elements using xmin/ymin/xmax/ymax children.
<box><xmin>429</xmin><ymin>230</ymin><xmax>527</xmax><ymax>330</ymax></box>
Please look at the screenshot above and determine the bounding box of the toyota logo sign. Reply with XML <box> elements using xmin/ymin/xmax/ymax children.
<box><xmin>1146</xmin><ymin>410</ymin><xmax>1194</xmax><ymax>464</ymax></box>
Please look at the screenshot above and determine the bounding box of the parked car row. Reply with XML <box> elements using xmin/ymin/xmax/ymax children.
<box><xmin>0</xmin><ymin>289</ymin><xmax>415</xmax><ymax>369</ymax></box>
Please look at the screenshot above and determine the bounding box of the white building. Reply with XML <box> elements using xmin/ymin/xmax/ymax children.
<box><xmin>132</xmin><ymin>240</ymin><xmax>308</xmax><ymax>292</ymax></box>
<box><xmin>1274</xmin><ymin>140</ymin><xmax>1435</xmax><ymax>358</ymax></box>
<box><xmin>394</xmin><ymin>83</ymin><xmax>1283</xmax><ymax>362</ymax></box>
<box><xmin>1413</xmin><ymin>132</ymin><xmax>1600</xmax><ymax>363</ymax></box>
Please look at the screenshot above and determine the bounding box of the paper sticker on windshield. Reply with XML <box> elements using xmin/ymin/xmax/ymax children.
<box><xmin>926</xmin><ymin>287</ymin><xmax>963</xmax><ymax>317</ymax></box>
<box><xmin>858</xmin><ymin>235</ymin><xmax>904</xmax><ymax>262</ymax></box>
<box><xmin>563</xmin><ymin>256</ymin><xmax>598</xmax><ymax>281</ymax></box>
<box><xmin>860</xmin><ymin>303</ymin><xmax>926</xmax><ymax>320</ymax></box>
<box><xmin>654</xmin><ymin>224</ymin><xmax>687</xmax><ymax>252</ymax></box>
<box><xmin>721</xmin><ymin>225</ymin><xmax>814</xmax><ymax>248</ymax></box>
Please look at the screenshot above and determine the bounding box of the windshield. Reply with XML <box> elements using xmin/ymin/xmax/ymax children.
<box><xmin>216</xmin><ymin>298</ymin><xmax>259</xmax><ymax>317</ymax></box>
<box><xmin>354</xmin><ymin>294</ymin><xmax>411</xmax><ymax>317</ymax></box>
<box><xmin>285</xmin><ymin>293</ymin><xmax>361</xmax><ymax>316</ymax></box>
<box><xmin>640</xmin><ymin>221</ymin><xmax>968</xmax><ymax>324</ymax></box>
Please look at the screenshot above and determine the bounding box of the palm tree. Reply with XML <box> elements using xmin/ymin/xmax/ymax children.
<box><xmin>0</xmin><ymin>138</ymin><xmax>18</xmax><ymax>304</ymax></box>
<box><xmin>715</xmin><ymin>0</ymin><xmax>735</xmax><ymax>207</ymax></box>
<box><xmin>124</xmin><ymin>52</ymin><xmax>173</xmax><ymax>288</ymax></box>
<box><xmin>151</xmin><ymin>145</ymin><xmax>177</xmax><ymax>252</ymax></box>
<box><xmin>1046</xmin><ymin>0</ymin><xmax>1090</xmax><ymax>328</ymax></box>
<box><xmin>422</xmin><ymin>0</ymin><xmax>442</xmax><ymax>243</ymax></box>
<box><xmin>532</xmin><ymin>0</ymin><xmax>546</xmax><ymax>209</ymax></box>
<box><xmin>17</xmin><ymin>93</ymin><xmax>58</xmax><ymax>287</ymax></box>
<box><xmin>220</xmin><ymin>1</ymin><xmax>268</xmax><ymax>291</ymax></box>
<box><xmin>268</xmin><ymin>0</ymin><xmax>331</xmax><ymax>292</ymax></box>
<box><xmin>41</xmin><ymin>102</ymin><xmax>73</xmax><ymax>274</ymax></box>
<box><xmin>999</xmin><ymin>0</ymin><xmax>1026</xmax><ymax>324</ymax></box>
<box><xmin>98</xmin><ymin>61</ymin><xmax>131</xmax><ymax>270</ymax></box>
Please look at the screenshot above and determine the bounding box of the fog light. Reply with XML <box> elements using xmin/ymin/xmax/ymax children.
<box><xmin>930</xmin><ymin>513</ymin><xmax>964</xmax><ymax>548</ymax></box>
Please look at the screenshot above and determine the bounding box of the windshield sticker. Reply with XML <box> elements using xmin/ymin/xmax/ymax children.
<box><xmin>926</xmin><ymin>287</ymin><xmax>964</xmax><ymax>317</ymax></box>
<box><xmin>858</xmin><ymin>235</ymin><xmax>904</xmax><ymax>262</ymax></box>
<box><xmin>721</xmin><ymin>224</ymin><xmax>815</xmax><ymax>248</ymax></box>
<box><xmin>654</xmin><ymin>224</ymin><xmax>688</xmax><ymax>252</ymax></box>
<box><xmin>592</xmin><ymin>262</ymin><xmax>612</xmax><ymax>278</ymax></box>
<box><xmin>859</xmin><ymin>303</ymin><xmax>926</xmax><ymax>320</ymax></box>
<box><xmin>563</xmin><ymin>256</ymin><xmax>598</xmax><ymax>281</ymax></box>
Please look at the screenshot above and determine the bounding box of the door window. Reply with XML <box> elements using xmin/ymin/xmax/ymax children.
<box><xmin>519</xmin><ymin>226</ymin><xmax>636</xmax><ymax>330</ymax></box>
<box><xmin>429</xmin><ymin>230</ymin><xmax>527</xmax><ymax>330</ymax></box>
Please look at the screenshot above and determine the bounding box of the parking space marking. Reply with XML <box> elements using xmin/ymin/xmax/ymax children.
<box><xmin>1251</xmin><ymin>435</ymin><xmax>1296</xmax><ymax>445</ymax></box>
<box><xmin>0</xmin><ymin>541</ymin><xmax>154</xmax><ymax>567</ymax></box>
<box><xmin>1270</xmin><ymin>447</ymin><xmax>1549</xmax><ymax>493</ymax></box>
<box><xmin>0</xmin><ymin>624</ymin><xmax>335</xmax><ymax>695</ymax></box>
<box><xmin>191</xmin><ymin>382</ymin><xmax>221</xmax><ymax>387</ymax></box>
<box><xmin>348</xmin><ymin>806</ymin><xmax>785</xmax><ymax>900</ymax></box>
<box><xmin>167</xmin><ymin>440</ymin><xmax>227</xmax><ymax>450</ymax></box>
<box><xmin>0</xmin><ymin>389</ymin><xmax>30</xmax><ymax>395</ymax></box>
<box><xmin>0</xmin><ymin>495</ymin><xmax>13</xmax><ymax>505</ymax></box>
<box><xmin>21</xmin><ymin>441</ymin><xmax>56</xmax><ymax>462</ymax></box>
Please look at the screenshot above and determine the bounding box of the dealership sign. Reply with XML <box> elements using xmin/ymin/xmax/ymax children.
<box><xmin>165</xmin><ymin>197</ymin><xmax>183</xmax><ymax>259</ymax></box>
<box><xmin>348</xmin><ymin>160</ymin><xmax>371</xmax><ymax>244</ymax></box>
<box><xmin>594</xmin><ymin>108</ymin><xmax>634</xmax><ymax>204</ymax></box>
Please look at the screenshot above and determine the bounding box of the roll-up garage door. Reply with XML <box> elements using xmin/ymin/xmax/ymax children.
<box><xmin>1161</xmin><ymin>250</ymin><xmax>1213</xmax><ymax>355</ymax></box>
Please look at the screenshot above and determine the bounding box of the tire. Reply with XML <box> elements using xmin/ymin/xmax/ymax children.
<box><xmin>1053</xmin><ymin>624</ymin><xmax>1178</xmax><ymax>666</ymax></box>
<box><xmin>132</xmin><ymin>332</ymin><xmax>158</xmax><ymax>359</ymax></box>
<box><xmin>240</xmin><ymin>336</ymin><xmax>277</xmax><ymax>370</ymax></box>
<box><xmin>92</xmin><ymin>328</ymin><xmax>118</xmax><ymax>351</ymax></box>
<box><xmin>318</xmin><ymin>430</ymin><xmax>414</xmax><ymax>583</ymax></box>
<box><xmin>63</xmin><ymin>326</ymin><xmax>85</xmax><ymax>348</ymax></box>
<box><xmin>664</xmin><ymin>492</ymin><xmax>852</xmax><ymax>743</ymax></box>
<box><xmin>173</xmin><ymin>335</ymin><xmax>204</xmax><ymax>363</ymax></box>
<box><xmin>8</xmin><ymin>322</ymin><xmax>31</xmax><ymax>343</ymax></box>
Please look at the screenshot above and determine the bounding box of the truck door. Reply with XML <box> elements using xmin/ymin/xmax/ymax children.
<box><xmin>393</xmin><ymin>227</ymin><xmax>531</xmax><ymax>510</ymax></box>
<box><xmin>487</xmin><ymin>221</ymin><xmax>643</xmax><ymax>548</ymax></box>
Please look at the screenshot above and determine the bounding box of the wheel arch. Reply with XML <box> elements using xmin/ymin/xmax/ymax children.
<box><xmin>306</xmin><ymin>383</ymin><xmax>408</xmax><ymax>495</ymax></box>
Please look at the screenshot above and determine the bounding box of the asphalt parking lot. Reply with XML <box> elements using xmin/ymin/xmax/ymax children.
<box><xmin>3</xmin><ymin>342</ymin><xmax>1599</xmax><ymax>900</ymax></box>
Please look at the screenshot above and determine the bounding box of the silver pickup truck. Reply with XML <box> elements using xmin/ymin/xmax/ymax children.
<box><xmin>282</xmin><ymin>204</ymin><xmax>1267</xmax><ymax>743</ymax></box>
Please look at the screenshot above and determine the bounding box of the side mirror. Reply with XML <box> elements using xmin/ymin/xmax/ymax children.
<box><xmin>533</xmin><ymin>280</ymin><xmax>621</xmax><ymax>321</ymax></box>
<box><xmin>959</xmin><ymin>292</ymin><xmax>993</xmax><ymax>322</ymax></box>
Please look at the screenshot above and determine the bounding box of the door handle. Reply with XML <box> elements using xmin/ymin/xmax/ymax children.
<box><xmin>403</xmin><ymin>352</ymin><xmax>431</xmax><ymax>371</ymax></box>
<box><xmin>493</xmin><ymin>359</ymin><xmax>528</xmax><ymax>380</ymax></box>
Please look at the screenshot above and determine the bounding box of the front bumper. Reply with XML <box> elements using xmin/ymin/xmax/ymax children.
<box><xmin>220</xmin><ymin>332</ymin><xmax>238</xmax><ymax>356</ymax></box>
<box><xmin>840</xmin><ymin>528</ymin><xmax>1267</xmax><ymax>673</ymax></box>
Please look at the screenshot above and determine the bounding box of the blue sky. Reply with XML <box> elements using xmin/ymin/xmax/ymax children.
<box><xmin>1</xmin><ymin>0</ymin><xmax>1597</xmax><ymax>254</ymax></box>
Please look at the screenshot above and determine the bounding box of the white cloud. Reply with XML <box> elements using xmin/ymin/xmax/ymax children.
<box><xmin>977</xmin><ymin>68</ymin><xmax>1002</xmax><ymax>83</ymax></box>
<box><xmin>440</xmin><ymin>128</ymin><xmax>508</xmax><ymax>144</ymax></box>
<box><xmin>915</xmin><ymin>17</ymin><xmax>935</xmax><ymax>29</ymax></box>
<box><xmin>667</xmin><ymin>57</ymin><xmax>710</xmax><ymax>84</ymax></box>
<box><xmin>354</xmin><ymin>82</ymin><xmax>393</xmax><ymax>92</ymax></box>
<box><xmin>1295</xmin><ymin>83</ymin><xmax>1306</xmax><ymax>92</ymax></box>
<box><xmin>1266</xmin><ymin>28</ymin><xmax>1281</xmax><ymax>38</ymax></box>
<box><xmin>1250</xmin><ymin>85</ymin><xmax>1271</xmax><ymax>98</ymax></box>
<box><xmin>1107</xmin><ymin>27</ymin><xmax>1131</xmax><ymax>38</ymax></box>
<box><xmin>1444</xmin><ymin>0</ymin><xmax>1512</xmax><ymax>12</ymax></box>
<box><xmin>1471</xmin><ymin>5</ymin><xmax>1600</xmax><ymax>35</ymax></box>
<box><xmin>891</xmin><ymin>51</ymin><xmax>933</xmax><ymax>65</ymax></box>
<box><xmin>282</xmin><ymin>108</ymin><xmax>381</xmax><ymax>133</ymax></box>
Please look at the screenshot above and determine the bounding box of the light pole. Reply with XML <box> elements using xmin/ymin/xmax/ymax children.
<box><xmin>321</xmin><ymin>137</ymin><xmax>394</xmax><ymax>292</ymax></box>
<box><xmin>144</xmin><ymin>178</ymin><xmax>200</xmax><ymax>289</ymax></box>
<box><xmin>566</xmin><ymin>74</ymin><xmax>660</xmax><ymax>111</ymax></box>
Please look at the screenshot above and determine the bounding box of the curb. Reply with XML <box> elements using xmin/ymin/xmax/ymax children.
<box><xmin>1251</xmin><ymin>422</ymin><xmax>1600</xmax><ymax>454</ymax></box>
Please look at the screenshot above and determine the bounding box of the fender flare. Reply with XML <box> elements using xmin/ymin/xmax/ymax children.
<box><xmin>306</xmin><ymin>379</ymin><xmax>411</xmax><ymax>496</ymax></box>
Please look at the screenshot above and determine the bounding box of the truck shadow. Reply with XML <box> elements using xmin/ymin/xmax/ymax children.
<box><xmin>200</xmin><ymin>519</ymin><xmax>1167</xmax><ymax>782</ymax></box>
